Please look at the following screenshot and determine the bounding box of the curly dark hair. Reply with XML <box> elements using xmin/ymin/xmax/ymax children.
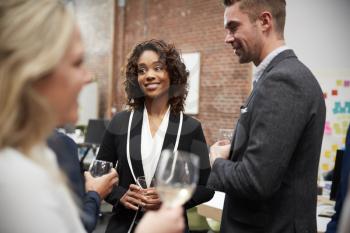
<box><xmin>124</xmin><ymin>39</ymin><xmax>189</xmax><ymax>114</ymax></box>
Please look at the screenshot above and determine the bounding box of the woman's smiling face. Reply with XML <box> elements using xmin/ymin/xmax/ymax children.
<box><xmin>137</xmin><ymin>50</ymin><xmax>170</xmax><ymax>100</ymax></box>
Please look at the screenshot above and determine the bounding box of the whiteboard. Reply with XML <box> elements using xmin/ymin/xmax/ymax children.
<box><xmin>77</xmin><ymin>81</ymin><xmax>98</xmax><ymax>125</ymax></box>
<box><xmin>182</xmin><ymin>52</ymin><xmax>201</xmax><ymax>115</ymax></box>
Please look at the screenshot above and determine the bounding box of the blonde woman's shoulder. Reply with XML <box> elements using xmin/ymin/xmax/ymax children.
<box><xmin>0</xmin><ymin>146</ymin><xmax>85</xmax><ymax>233</ymax></box>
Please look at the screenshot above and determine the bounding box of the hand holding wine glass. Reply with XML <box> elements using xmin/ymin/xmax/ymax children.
<box><xmin>119</xmin><ymin>175</ymin><xmax>149</xmax><ymax>212</ymax></box>
<box><xmin>120</xmin><ymin>184</ymin><xmax>147</xmax><ymax>211</ymax></box>
<box><xmin>217</xmin><ymin>128</ymin><xmax>233</xmax><ymax>143</ymax></box>
<box><xmin>85</xmin><ymin>159</ymin><xmax>118</xmax><ymax>199</ymax></box>
<box><xmin>88</xmin><ymin>159</ymin><xmax>113</xmax><ymax>177</ymax></box>
<box><xmin>137</xmin><ymin>176</ymin><xmax>161</xmax><ymax>211</ymax></box>
<box><xmin>210</xmin><ymin>139</ymin><xmax>231</xmax><ymax>166</ymax></box>
<box><xmin>155</xmin><ymin>150</ymin><xmax>199</xmax><ymax>208</ymax></box>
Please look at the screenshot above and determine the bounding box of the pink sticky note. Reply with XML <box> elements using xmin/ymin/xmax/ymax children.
<box><xmin>324</xmin><ymin>121</ymin><xmax>332</xmax><ymax>135</ymax></box>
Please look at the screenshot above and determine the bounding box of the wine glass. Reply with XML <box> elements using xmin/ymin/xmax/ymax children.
<box><xmin>136</xmin><ymin>176</ymin><xmax>155</xmax><ymax>212</ymax></box>
<box><xmin>136</xmin><ymin>176</ymin><xmax>155</xmax><ymax>189</ymax></box>
<box><xmin>217</xmin><ymin>128</ymin><xmax>233</xmax><ymax>142</ymax></box>
<box><xmin>155</xmin><ymin>149</ymin><xmax>199</xmax><ymax>208</ymax></box>
<box><xmin>88</xmin><ymin>159</ymin><xmax>113</xmax><ymax>177</ymax></box>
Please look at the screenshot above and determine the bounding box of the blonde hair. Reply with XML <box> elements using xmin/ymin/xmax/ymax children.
<box><xmin>0</xmin><ymin>0</ymin><xmax>75</xmax><ymax>153</ymax></box>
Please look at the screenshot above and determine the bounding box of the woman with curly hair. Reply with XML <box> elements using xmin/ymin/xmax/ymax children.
<box><xmin>97</xmin><ymin>39</ymin><xmax>214</xmax><ymax>233</ymax></box>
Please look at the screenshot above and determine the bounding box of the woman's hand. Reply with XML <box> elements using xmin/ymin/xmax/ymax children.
<box><xmin>120</xmin><ymin>184</ymin><xmax>147</xmax><ymax>211</ymax></box>
<box><xmin>143</xmin><ymin>187</ymin><xmax>162</xmax><ymax>211</ymax></box>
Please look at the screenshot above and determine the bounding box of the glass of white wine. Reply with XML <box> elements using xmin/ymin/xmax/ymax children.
<box><xmin>155</xmin><ymin>149</ymin><xmax>199</xmax><ymax>208</ymax></box>
<box><xmin>88</xmin><ymin>159</ymin><xmax>113</xmax><ymax>177</ymax></box>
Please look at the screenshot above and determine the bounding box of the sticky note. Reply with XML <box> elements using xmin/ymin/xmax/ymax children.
<box><xmin>344</xmin><ymin>80</ymin><xmax>350</xmax><ymax>87</ymax></box>
<box><xmin>322</xmin><ymin>163</ymin><xmax>330</xmax><ymax>171</ymax></box>
<box><xmin>345</xmin><ymin>102</ymin><xmax>350</xmax><ymax>114</ymax></box>
<box><xmin>325</xmin><ymin>150</ymin><xmax>331</xmax><ymax>158</ymax></box>
<box><xmin>332</xmin><ymin>144</ymin><xmax>338</xmax><ymax>151</ymax></box>
<box><xmin>333</xmin><ymin>123</ymin><xmax>341</xmax><ymax>134</ymax></box>
<box><xmin>336</xmin><ymin>80</ymin><xmax>343</xmax><ymax>86</ymax></box>
<box><xmin>324</xmin><ymin>121</ymin><xmax>332</xmax><ymax>135</ymax></box>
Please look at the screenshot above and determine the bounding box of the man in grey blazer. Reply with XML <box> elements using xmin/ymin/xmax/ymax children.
<box><xmin>207</xmin><ymin>0</ymin><xmax>326</xmax><ymax>232</ymax></box>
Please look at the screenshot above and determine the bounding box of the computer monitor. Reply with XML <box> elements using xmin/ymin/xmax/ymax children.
<box><xmin>84</xmin><ymin>119</ymin><xmax>109</xmax><ymax>145</ymax></box>
<box><xmin>79</xmin><ymin>119</ymin><xmax>109</xmax><ymax>172</ymax></box>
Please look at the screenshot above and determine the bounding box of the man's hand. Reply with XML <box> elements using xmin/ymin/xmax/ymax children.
<box><xmin>84</xmin><ymin>168</ymin><xmax>118</xmax><ymax>199</ymax></box>
<box><xmin>210</xmin><ymin>139</ymin><xmax>231</xmax><ymax>166</ymax></box>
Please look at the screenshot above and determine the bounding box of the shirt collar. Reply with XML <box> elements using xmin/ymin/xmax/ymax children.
<box><xmin>253</xmin><ymin>45</ymin><xmax>289</xmax><ymax>84</ymax></box>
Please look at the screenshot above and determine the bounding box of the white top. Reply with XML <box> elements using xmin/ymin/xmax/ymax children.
<box><xmin>0</xmin><ymin>145</ymin><xmax>86</xmax><ymax>233</ymax></box>
<box><xmin>253</xmin><ymin>45</ymin><xmax>289</xmax><ymax>84</ymax></box>
<box><xmin>141</xmin><ymin>106</ymin><xmax>170</xmax><ymax>187</ymax></box>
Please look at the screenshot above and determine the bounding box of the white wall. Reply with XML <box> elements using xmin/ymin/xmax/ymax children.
<box><xmin>285</xmin><ymin>0</ymin><xmax>350</xmax><ymax>173</ymax></box>
<box><xmin>285</xmin><ymin>0</ymin><xmax>350</xmax><ymax>72</ymax></box>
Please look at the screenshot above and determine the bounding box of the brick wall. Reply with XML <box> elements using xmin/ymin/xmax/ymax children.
<box><xmin>110</xmin><ymin>0</ymin><xmax>252</xmax><ymax>144</ymax></box>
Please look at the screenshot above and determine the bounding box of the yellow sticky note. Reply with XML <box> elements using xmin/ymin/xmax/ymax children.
<box><xmin>336</xmin><ymin>80</ymin><xmax>343</xmax><ymax>86</ymax></box>
<box><xmin>322</xmin><ymin>163</ymin><xmax>330</xmax><ymax>171</ymax></box>
<box><xmin>343</xmin><ymin>121</ymin><xmax>349</xmax><ymax>134</ymax></box>
<box><xmin>325</xmin><ymin>151</ymin><xmax>331</xmax><ymax>158</ymax></box>
<box><xmin>332</xmin><ymin>144</ymin><xmax>338</xmax><ymax>151</ymax></box>
<box><xmin>333</xmin><ymin>123</ymin><xmax>341</xmax><ymax>135</ymax></box>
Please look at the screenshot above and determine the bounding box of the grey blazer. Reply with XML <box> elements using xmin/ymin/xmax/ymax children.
<box><xmin>207</xmin><ymin>50</ymin><xmax>326</xmax><ymax>233</ymax></box>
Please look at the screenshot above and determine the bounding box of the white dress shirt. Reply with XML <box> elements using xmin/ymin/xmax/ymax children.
<box><xmin>253</xmin><ymin>45</ymin><xmax>289</xmax><ymax>85</ymax></box>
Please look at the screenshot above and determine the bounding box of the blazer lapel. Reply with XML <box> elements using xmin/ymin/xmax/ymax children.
<box><xmin>257</xmin><ymin>49</ymin><xmax>296</xmax><ymax>88</ymax></box>
<box><xmin>229</xmin><ymin>126</ymin><xmax>238</xmax><ymax>160</ymax></box>
<box><xmin>243</xmin><ymin>49</ymin><xmax>296</xmax><ymax>108</ymax></box>
<box><xmin>231</xmin><ymin>49</ymin><xmax>297</xmax><ymax>162</ymax></box>
<box><xmin>129</xmin><ymin>107</ymin><xmax>145</xmax><ymax>179</ymax></box>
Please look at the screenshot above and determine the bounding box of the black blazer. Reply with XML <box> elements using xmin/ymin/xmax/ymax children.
<box><xmin>207</xmin><ymin>50</ymin><xmax>326</xmax><ymax>233</ymax></box>
<box><xmin>97</xmin><ymin>107</ymin><xmax>214</xmax><ymax>233</ymax></box>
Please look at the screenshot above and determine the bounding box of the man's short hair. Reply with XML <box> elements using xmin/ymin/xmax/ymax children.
<box><xmin>222</xmin><ymin>0</ymin><xmax>286</xmax><ymax>36</ymax></box>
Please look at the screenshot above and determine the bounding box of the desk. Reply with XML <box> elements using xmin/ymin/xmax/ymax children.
<box><xmin>197</xmin><ymin>191</ymin><xmax>333</xmax><ymax>233</ymax></box>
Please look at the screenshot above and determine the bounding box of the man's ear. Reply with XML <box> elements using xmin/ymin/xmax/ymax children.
<box><xmin>259</xmin><ymin>11</ymin><xmax>273</xmax><ymax>32</ymax></box>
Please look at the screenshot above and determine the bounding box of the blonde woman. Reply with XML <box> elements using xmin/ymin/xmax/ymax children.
<box><xmin>0</xmin><ymin>1</ymin><xmax>183</xmax><ymax>233</ymax></box>
<box><xmin>0</xmin><ymin>0</ymin><xmax>90</xmax><ymax>232</ymax></box>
